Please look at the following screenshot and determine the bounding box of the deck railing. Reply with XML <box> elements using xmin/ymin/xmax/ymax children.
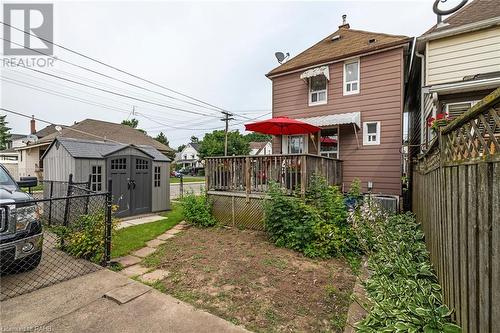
<box><xmin>205</xmin><ymin>154</ymin><xmax>342</xmax><ymax>195</ymax></box>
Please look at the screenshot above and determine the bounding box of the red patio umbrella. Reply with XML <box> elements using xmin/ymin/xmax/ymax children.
<box><xmin>320</xmin><ymin>137</ymin><xmax>338</xmax><ymax>145</ymax></box>
<box><xmin>245</xmin><ymin>117</ymin><xmax>320</xmax><ymax>153</ymax></box>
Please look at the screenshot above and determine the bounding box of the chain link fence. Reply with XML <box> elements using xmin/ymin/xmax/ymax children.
<box><xmin>0</xmin><ymin>181</ymin><xmax>112</xmax><ymax>301</ymax></box>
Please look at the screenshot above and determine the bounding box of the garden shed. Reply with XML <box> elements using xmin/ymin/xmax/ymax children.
<box><xmin>42</xmin><ymin>137</ymin><xmax>170</xmax><ymax>217</ymax></box>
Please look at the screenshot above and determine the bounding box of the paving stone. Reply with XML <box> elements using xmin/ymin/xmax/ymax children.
<box><xmin>157</xmin><ymin>233</ymin><xmax>176</xmax><ymax>241</ymax></box>
<box><xmin>140</xmin><ymin>269</ymin><xmax>169</xmax><ymax>283</ymax></box>
<box><xmin>114</xmin><ymin>255</ymin><xmax>141</xmax><ymax>268</ymax></box>
<box><xmin>119</xmin><ymin>265</ymin><xmax>149</xmax><ymax>277</ymax></box>
<box><xmin>132</xmin><ymin>247</ymin><xmax>157</xmax><ymax>258</ymax></box>
<box><xmin>166</xmin><ymin>229</ymin><xmax>182</xmax><ymax>235</ymax></box>
<box><xmin>104</xmin><ymin>282</ymin><xmax>151</xmax><ymax>304</ymax></box>
<box><xmin>146</xmin><ymin>239</ymin><xmax>166</xmax><ymax>248</ymax></box>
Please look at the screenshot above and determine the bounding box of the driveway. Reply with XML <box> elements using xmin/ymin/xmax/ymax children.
<box><xmin>1</xmin><ymin>269</ymin><xmax>249</xmax><ymax>333</ymax></box>
<box><xmin>170</xmin><ymin>181</ymin><xmax>204</xmax><ymax>199</ymax></box>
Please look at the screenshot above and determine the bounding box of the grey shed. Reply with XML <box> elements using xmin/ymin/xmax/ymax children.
<box><xmin>42</xmin><ymin>137</ymin><xmax>170</xmax><ymax>217</ymax></box>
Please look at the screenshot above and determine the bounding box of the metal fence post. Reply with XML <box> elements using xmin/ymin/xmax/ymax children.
<box><xmin>84</xmin><ymin>174</ymin><xmax>91</xmax><ymax>214</ymax></box>
<box><xmin>103</xmin><ymin>178</ymin><xmax>112</xmax><ymax>266</ymax></box>
<box><xmin>48</xmin><ymin>180</ymin><xmax>54</xmax><ymax>226</ymax></box>
<box><xmin>61</xmin><ymin>174</ymin><xmax>73</xmax><ymax>248</ymax></box>
<box><xmin>180</xmin><ymin>175</ymin><xmax>184</xmax><ymax>199</ymax></box>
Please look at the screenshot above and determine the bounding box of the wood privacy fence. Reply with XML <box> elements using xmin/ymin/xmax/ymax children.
<box><xmin>412</xmin><ymin>88</ymin><xmax>500</xmax><ymax>333</ymax></box>
<box><xmin>205</xmin><ymin>154</ymin><xmax>342</xmax><ymax>196</ymax></box>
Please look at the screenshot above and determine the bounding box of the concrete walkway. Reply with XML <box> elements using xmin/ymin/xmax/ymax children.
<box><xmin>116</xmin><ymin>214</ymin><xmax>166</xmax><ymax>230</ymax></box>
<box><xmin>115</xmin><ymin>221</ymin><xmax>189</xmax><ymax>282</ymax></box>
<box><xmin>0</xmin><ymin>269</ymin><xmax>249</xmax><ymax>333</ymax></box>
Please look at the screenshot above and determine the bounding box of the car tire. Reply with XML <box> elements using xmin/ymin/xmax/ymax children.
<box><xmin>15</xmin><ymin>251</ymin><xmax>42</xmax><ymax>273</ymax></box>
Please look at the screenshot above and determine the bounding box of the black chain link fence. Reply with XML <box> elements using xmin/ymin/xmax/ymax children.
<box><xmin>0</xmin><ymin>180</ymin><xmax>112</xmax><ymax>301</ymax></box>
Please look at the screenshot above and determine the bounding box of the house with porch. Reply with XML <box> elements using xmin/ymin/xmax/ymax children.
<box><xmin>266</xmin><ymin>17</ymin><xmax>411</xmax><ymax>196</ymax></box>
<box><xmin>407</xmin><ymin>0</ymin><xmax>500</xmax><ymax>153</ymax></box>
<box><xmin>175</xmin><ymin>142</ymin><xmax>203</xmax><ymax>174</ymax></box>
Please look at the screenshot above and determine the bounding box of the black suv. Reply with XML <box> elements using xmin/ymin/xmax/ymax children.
<box><xmin>0</xmin><ymin>165</ymin><xmax>43</xmax><ymax>274</ymax></box>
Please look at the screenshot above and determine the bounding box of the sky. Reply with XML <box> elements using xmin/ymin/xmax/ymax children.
<box><xmin>1</xmin><ymin>0</ymin><xmax>439</xmax><ymax>148</ymax></box>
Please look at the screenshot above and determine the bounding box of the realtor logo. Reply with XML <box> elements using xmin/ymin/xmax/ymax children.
<box><xmin>3</xmin><ymin>3</ymin><xmax>53</xmax><ymax>56</ymax></box>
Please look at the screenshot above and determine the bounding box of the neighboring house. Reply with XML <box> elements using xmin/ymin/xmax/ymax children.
<box><xmin>17</xmin><ymin>118</ymin><xmax>173</xmax><ymax>180</ymax></box>
<box><xmin>249</xmin><ymin>141</ymin><xmax>272</xmax><ymax>155</ymax></box>
<box><xmin>42</xmin><ymin>137</ymin><xmax>170</xmax><ymax>217</ymax></box>
<box><xmin>175</xmin><ymin>142</ymin><xmax>203</xmax><ymax>171</ymax></box>
<box><xmin>409</xmin><ymin>0</ymin><xmax>500</xmax><ymax>152</ymax></box>
<box><xmin>266</xmin><ymin>17</ymin><xmax>412</xmax><ymax>196</ymax></box>
<box><xmin>0</xmin><ymin>134</ymin><xmax>26</xmax><ymax>179</ymax></box>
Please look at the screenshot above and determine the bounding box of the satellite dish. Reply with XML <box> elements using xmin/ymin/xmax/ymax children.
<box><xmin>23</xmin><ymin>134</ymin><xmax>38</xmax><ymax>144</ymax></box>
<box><xmin>55</xmin><ymin>125</ymin><xmax>63</xmax><ymax>132</ymax></box>
<box><xmin>433</xmin><ymin>0</ymin><xmax>468</xmax><ymax>23</ymax></box>
<box><xmin>275</xmin><ymin>52</ymin><xmax>290</xmax><ymax>64</ymax></box>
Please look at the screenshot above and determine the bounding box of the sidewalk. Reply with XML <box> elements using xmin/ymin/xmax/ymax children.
<box><xmin>0</xmin><ymin>268</ymin><xmax>249</xmax><ymax>333</ymax></box>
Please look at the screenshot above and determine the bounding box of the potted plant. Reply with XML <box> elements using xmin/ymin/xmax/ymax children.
<box><xmin>427</xmin><ymin>113</ymin><xmax>451</xmax><ymax>134</ymax></box>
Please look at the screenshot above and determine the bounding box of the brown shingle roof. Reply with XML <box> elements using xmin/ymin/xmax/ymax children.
<box><xmin>35</xmin><ymin>124</ymin><xmax>58</xmax><ymax>139</ymax></box>
<box><xmin>38</xmin><ymin>119</ymin><xmax>173</xmax><ymax>153</ymax></box>
<box><xmin>267</xmin><ymin>27</ymin><xmax>410</xmax><ymax>77</ymax></box>
<box><xmin>423</xmin><ymin>0</ymin><xmax>500</xmax><ymax>35</ymax></box>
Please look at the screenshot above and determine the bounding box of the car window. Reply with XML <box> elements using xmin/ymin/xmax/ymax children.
<box><xmin>0</xmin><ymin>167</ymin><xmax>17</xmax><ymax>188</ymax></box>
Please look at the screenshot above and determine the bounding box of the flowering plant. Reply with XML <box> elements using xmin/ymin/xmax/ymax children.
<box><xmin>427</xmin><ymin>113</ymin><xmax>451</xmax><ymax>131</ymax></box>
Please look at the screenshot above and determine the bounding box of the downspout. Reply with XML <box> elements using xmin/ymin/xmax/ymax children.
<box><xmin>415</xmin><ymin>47</ymin><xmax>426</xmax><ymax>151</ymax></box>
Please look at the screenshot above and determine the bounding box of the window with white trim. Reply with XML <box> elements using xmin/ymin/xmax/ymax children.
<box><xmin>309</xmin><ymin>75</ymin><xmax>327</xmax><ymax>105</ymax></box>
<box><xmin>91</xmin><ymin>165</ymin><xmax>102</xmax><ymax>191</ymax></box>
<box><xmin>320</xmin><ymin>127</ymin><xmax>339</xmax><ymax>159</ymax></box>
<box><xmin>363</xmin><ymin>121</ymin><xmax>380</xmax><ymax>145</ymax></box>
<box><xmin>343</xmin><ymin>59</ymin><xmax>360</xmax><ymax>95</ymax></box>
<box><xmin>154</xmin><ymin>166</ymin><xmax>161</xmax><ymax>187</ymax></box>
<box><xmin>288</xmin><ymin>135</ymin><xmax>305</xmax><ymax>154</ymax></box>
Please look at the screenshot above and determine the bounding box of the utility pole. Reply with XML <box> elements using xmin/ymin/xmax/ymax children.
<box><xmin>221</xmin><ymin>111</ymin><xmax>234</xmax><ymax>156</ymax></box>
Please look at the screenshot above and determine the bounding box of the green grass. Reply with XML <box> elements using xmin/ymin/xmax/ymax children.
<box><xmin>20</xmin><ymin>184</ymin><xmax>44</xmax><ymax>192</ymax></box>
<box><xmin>111</xmin><ymin>204</ymin><xmax>183</xmax><ymax>258</ymax></box>
<box><xmin>170</xmin><ymin>176</ymin><xmax>204</xmax><ymax>184</ymax></box>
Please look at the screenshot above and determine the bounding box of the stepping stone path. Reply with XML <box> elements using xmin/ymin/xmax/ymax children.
<box><xmin>114</xmin><ymin>221</ymin><xmax>190</xmax><ymax>283</ymax></box>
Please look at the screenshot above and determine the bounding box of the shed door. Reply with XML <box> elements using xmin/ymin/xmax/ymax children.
<box><xmin>109</xmin><ymin>156</ymin><xmax>131</xmax><ymax>217</ymax></box>
<box><xmin>131</xmin><ymin>157</ymin><xmax>152</xmax><ymax>215</ymax></box>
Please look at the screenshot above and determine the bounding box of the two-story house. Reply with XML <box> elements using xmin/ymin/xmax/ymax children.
<box><xmin>266</xmin><ymin>18</ymin><xmax>412</xmax><ymax>197</ymax></box>
<box><xmin>175</xmin><ymin>142</ymin><xmax>203</xmax><ymax>172</ymax></box>
<box><xmin>410</xmin><ymin>0</ymin><xmax>500</xmax><ymax>152</ymax></box>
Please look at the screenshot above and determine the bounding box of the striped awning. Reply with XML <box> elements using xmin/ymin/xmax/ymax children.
<box><xmin>297</xmin><ymin>112</ymin><xmax>361</xmax><ymax>128</ymax></box>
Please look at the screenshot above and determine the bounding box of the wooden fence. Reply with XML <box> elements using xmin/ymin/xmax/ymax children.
<box><xmin>205</xmin><ymin>154</ymin><xmax>342</xmax><ymax>196</ymax></box>
<box><xmin>412</xmin><ymin>88</ymin><xmax>500</xmax><ymax>333</ymax></box>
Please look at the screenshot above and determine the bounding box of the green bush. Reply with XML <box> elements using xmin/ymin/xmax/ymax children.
<box><xmin>352</xmin><ymin>203</ymin><xmax>461</xmax><ymax>333</ymax></box>
<box><xmin>52</xmin><ymin>210</ymin><xmax>115</xmax><ymax>263</ymax></box>
<box><xmin>264</xmin><ymin>175</ymin><xmax>355</xmax><ymax>258</ymax></box>
<box><xmin>181</xmin><ymin>193</ymin><xmax>216</xmax><ymax>227</ymax></box>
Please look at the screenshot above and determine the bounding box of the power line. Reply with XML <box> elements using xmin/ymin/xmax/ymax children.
<box><xmin>1</xmin><ymin>22</ymin><xmax>233</xmax><ymax>115</ymax></box>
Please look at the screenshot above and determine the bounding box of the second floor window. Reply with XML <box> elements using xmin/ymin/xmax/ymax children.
<box><xmin>309</xmin><ymin>75</ymin><xmax>327</xmax><ymax>105</ymax></box>
<box><xmin>344</xmin><ymin>59</ymin><xmax>360</xmax><ymax>95</ymax></box>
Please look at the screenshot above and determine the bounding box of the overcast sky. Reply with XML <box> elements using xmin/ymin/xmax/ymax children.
<box><xmin>1</xmin><ymin>0</ymin><xmax>439</xmax><ymax>148</ymax></box>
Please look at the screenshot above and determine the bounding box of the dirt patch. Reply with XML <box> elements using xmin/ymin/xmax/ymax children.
<box><xmin>143</xmin><ymin>227</ymin><xmax>356</xmax><ymax>332</ymax></box>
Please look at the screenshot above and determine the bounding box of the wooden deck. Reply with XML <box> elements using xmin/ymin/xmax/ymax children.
<box><xmin>205</xmin><ymin>154</ymin><xmax>342</xmax><ymax>196</ymax></box>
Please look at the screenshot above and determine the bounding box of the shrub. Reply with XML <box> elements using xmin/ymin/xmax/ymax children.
<box><xmin>181</xmin><ymin>192</ymin><xmax>216</xmax><ymax>227</ymax></box>
<box><xmin>264</xmin><ymin>176</ymin><xmax>354</xmax><ymax>258</ymax></box>
<box><xmin>353</xmin><ymin>205</ymin><xmax>461</xmax><ymax>333</ymax></box>
<box><xmin>347</xmin><ymin>177</ymin><xmax>362</xmax><ymax>200</ymax></box>
<box><xmin>52</xmin><ymin>210</ymin><xmax>116</xmax><ymax>263</ymax></box>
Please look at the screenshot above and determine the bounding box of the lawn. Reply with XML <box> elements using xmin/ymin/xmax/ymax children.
<box><xmin>142</xmin><ymin>227</ymin><xmax>356</xmax><ymax>332</ymax></box>
<box><xmin>170</xmin><ymin>176</ymin><xmax>204</xmax><ymax>184</ymax></box>
<box><xmin>111</xmin><ymin>204</ymin><xmax>183</xmax><ymax>258</ymax></box>
<box><xmin>20</xmin><ymin>183</ymin><xmax>44</xmax><ymax>192</ymax></box>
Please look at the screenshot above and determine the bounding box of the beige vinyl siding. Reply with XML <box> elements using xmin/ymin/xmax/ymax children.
<box><xmin>272</xmin><ymin>47</ymin><xmax>404</xmax><ymax>196</ymax></box>
<box><xmin>426</xmin><ymin>26</ymin><xmax>500</xmax><ymax>85</ymax></box>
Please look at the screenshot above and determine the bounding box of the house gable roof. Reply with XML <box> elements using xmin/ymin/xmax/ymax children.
<box><xmin>35</xmin><ymin>124</ymin><xmax>58</xmax><ymax>139</ymax></box>
<box><xmin>188</xmin><ymin>142</ymin><xmax>200</xmax><ymax>152</ymax></box>
<box><xmin>267</xmin><ymin>27</ymin><xmax>410</xmax><ymax>77</ymax></box>
<box><xmin>423</xmin><ymin>0</ymin><xmax>500</xmax><ymax>36</ymax></box>
<box><xmin>38</xmin><ymin>119</ymin><xmax>173</xmax><ymax>153</ymax></box>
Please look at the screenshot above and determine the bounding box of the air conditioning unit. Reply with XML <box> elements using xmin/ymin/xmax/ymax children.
<box><xmin>371</xmin><ymin>195</ymin><xmax>399</xmax><ymax>213</ymax></box>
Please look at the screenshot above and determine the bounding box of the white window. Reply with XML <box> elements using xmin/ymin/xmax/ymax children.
<box><xmin>288</xmin><ymin>135</ymin><xmax>305</xmax><ymax>154</ymax></box>
<box><xmin>363</xmin><ymin>121</ymin><xmax>380</xmax><ymax>145</ymax></box>
<box><xmin>343</xmin><ymin>59</ymin><xmax>360</xmax><ymax>95</ymax></box>
<box><xmin>445</xmin><ymin>101</ymin><xmax>478</xmax><ymax>119</ymax></box>
<box><xmin>91</xmin><ymin>165</ymin><xmax>102</xmax><ymax>191</ymax></box>
<box><xmin>320</xmin><ymin>127</ymin><xmax>339</xmax><ymax>159</ymax></box>
<box><xmin>309</xmin><ymin>75</ymin><xmax>327</xmax><ymax>106</ymax></box>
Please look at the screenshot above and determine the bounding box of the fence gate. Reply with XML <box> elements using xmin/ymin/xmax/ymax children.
<box><xmin>0</xmin><ymin>179</ymin><xmax>112</xmax><ymax>301</ymax></box>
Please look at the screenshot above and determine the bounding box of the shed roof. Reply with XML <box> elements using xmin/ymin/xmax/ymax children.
<box><xmin>38</xmin><ymin>119</ymin><xmax>173</xmax><ymax>153</ymax></box>
<box><xmin>267</xmin><ymin>27</ymin><xmax>410</xmax><ymax>77</ymax></box>
<box><xmin>44</xmin><ymin>137</ymin><xmax>170</xmax><ymax>162</ymax></box>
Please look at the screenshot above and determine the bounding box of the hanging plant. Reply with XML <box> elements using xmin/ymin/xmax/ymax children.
<box><xmin>427</xmin><ymin>113</ymin><xmax>451</xmax><ymax>133</ymax></box>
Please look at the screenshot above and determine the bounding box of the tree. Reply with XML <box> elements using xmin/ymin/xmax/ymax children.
<box><xmin>154</xmin><ymin>132</ymin><xmax>169</xmax><ymax>146</ymax></box>
<box><xmin>121</xmin><ymin>118</ymin><xmax>146</xmax><ymax>134</ymax></box>
<box><xmin>177</xmin><ymin>144</ymin><xmax>186</xmax><ymax>152</ymax></box>
<box><xmin>244</xmin><ymin>132</ymin><xmax>272</xmax><ymax>142</ymax></box>
<box><xmin>0</xmin><ymin>115</ymin><xmax>11</xmax><ymax>151</ymax></box>
<box><xmin>190</xmin><ymin>136</ymin><xmax>199</xmax><ymax>143</ymax></box>
<box><xmin>199</xmin><ymin>130</ymin><xmax>250</xmax><ymax>158</ymax></box>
